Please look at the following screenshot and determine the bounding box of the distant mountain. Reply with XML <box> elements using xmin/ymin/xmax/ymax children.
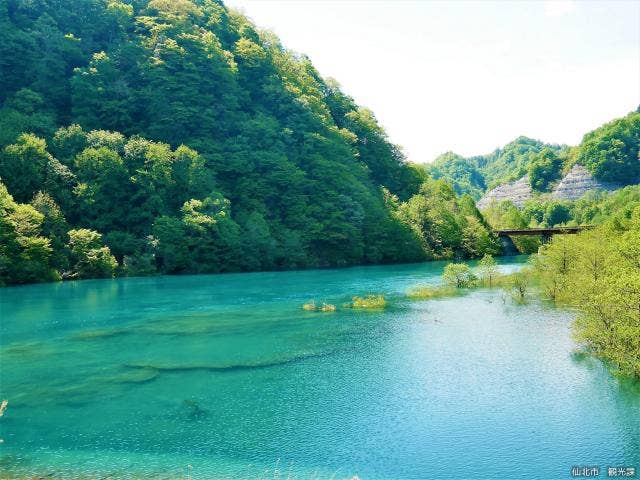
<box><xmin>427</xmin><ymin>137</ymin><xmax>564</xmax><ymax>200</ymax></box>
<box><xmin>426</xmin><ymin>109</ymin><xmax>640</xmax><ymax>205</ymax></box>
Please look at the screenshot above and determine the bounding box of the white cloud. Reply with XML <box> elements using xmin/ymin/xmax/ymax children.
<box><xmin>544</xmin><ymin>0</ymin><xmax>576</xmax><ymax>17</ymax></box>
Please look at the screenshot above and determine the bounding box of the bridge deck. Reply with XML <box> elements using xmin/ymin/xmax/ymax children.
<box><xmin>494</xmin><ymin>226</ymin><xmax>594</xmax><ymax>237</ymax></box>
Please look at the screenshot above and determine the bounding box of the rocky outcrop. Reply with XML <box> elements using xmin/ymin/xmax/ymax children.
<box><xmin>477</xmin><ymin>164</ymin><xmax>622</xmax><ymax>209</ymax></box>
<box><xmin>477</xmin><ymin>176</ymin><xmax>532</xmax><ymax>209</ymax></box>
<box><xmin>550</xmin><ymin>164</ymin><xmax>619</xmax><ymax>201</ymax></box>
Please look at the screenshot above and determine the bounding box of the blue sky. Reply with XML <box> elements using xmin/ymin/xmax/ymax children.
<box><xmin>225</xmin><ymin>0</ymin><xmax>640</xmax><ymax>163</ymax></box>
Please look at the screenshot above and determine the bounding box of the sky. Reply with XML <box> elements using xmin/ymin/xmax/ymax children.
<box><xmin>224</xmin><ymin>0</ymin><xmax>640</xmax><ymax>163</ymax></box>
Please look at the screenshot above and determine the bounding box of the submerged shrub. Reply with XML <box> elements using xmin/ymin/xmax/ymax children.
<box><xmin>442</xmin><ymin>263</ymin><xmax>477</xmax><ymax>288</ymax></box>
<box><xmin>503</xmin><ymin>271</ymin><xmax>530</xmax><ymax>303</ymax></box>
<box><xmin>302</xmin><ymin>301</ymin><xmax>317</xmax><ymax>311</ymax></box>
<box><xmin>350</xmin><ymin>295</ymin><xmax>386</xmax><ymax>309</ymax></box>
<box><xmin>407</xmin><ymin>285</ymin><xmax>461</xmax><ymax>300</ymax></box>
<box><xmin>303</xmin><ymin>301</ymin><xmax>337</xmax><ymax>312</ymax></box>
<box><xmin>478</xmin><ymin>254</ymin><xmax>499</xmax><ymax>287</ymax></box>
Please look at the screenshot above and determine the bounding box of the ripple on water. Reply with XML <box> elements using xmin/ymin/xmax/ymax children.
<box><xmin>1</xmin><ymin>260</ymin><xmax>639</xmax><ymax>479</ymax></box>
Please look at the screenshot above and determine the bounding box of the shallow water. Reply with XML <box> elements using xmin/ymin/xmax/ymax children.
<box><xmin>0</xmin><ymin>258</ymin><xmax>639</xmax><ymax>479</ymax></box>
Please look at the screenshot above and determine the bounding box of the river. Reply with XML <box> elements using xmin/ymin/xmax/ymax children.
<box><xmin>0</xmin><ymin>257</ymin><xmax>638</xmax><ymax>479</ymax></box>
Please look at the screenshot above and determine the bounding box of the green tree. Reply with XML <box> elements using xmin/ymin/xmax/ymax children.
<box><xmin>478</xmin><ymin>254</ymin><xmax>498</xmax><ymax>287</ymax></box>
<box><xmin>577</xmin><ymin>111</ymin><xmax>640</xmax><ymax>184</ymax></box>
<box><xmin>0</xmin><ymin>89</ymin><xmax>56</xmax><ymax>147</ymax></box>
<box><xmin>1</xmin><ymin>133</ymin><xmax>76</xmax><ymax>210</ymax></box>
<box><xmin>443</xmin><ymin>263</ymin><xmax>477</xmax><ymax>288</ymax></box>
<box><xmin>0</xmin><ymin>181</ymin><xmax>58</xmax><ymax>285</ymax></box>
<box><xmin>544</xmin><ymin>202</ymin><xmax>572</xmax><ymax>226</ymax></box>
<box><xmin>31</xmin><ymin>191</ymin><xmax>70</xmax><ymax>271</ymax></box>
<box><xmin>534</xmin><ymin>209</ymin><xmax>640</xmax><ymax>377</ymax></box>
<box><xmin>505</xmin><ymin>271</ymin><xmax>529</xmax><ymax>303</ymax></box>
<box><xmin>67</xmin><ymin>228</ymin><xmax>117</xmax><ymax>279</ymax></box>
<box><xmin>427</xmin><ymin>152</ymin><xmax>486</xmax><ymax>199</ymax></box>
<box><xmin>528</xmin><ymin>147</ymin><xmax>563</xmax><ymax>192</ymax></box>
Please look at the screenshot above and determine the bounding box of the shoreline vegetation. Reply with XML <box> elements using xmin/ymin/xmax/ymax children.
<box><xmin>300</xmin><ymin>206</ymin><xmax>640</xmax><ymax>379</ymax></box>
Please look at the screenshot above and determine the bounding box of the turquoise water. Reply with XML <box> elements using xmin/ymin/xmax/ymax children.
<box><xmin>0</xmin><ymin>258</ymin><xmax>639</xmax><ymax>479</ymax></box>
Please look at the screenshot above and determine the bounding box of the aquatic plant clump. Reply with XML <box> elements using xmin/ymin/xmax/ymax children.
<box><xmin>302</xmin><ymin>301</ymin><xmax>317</xmax><ymax>311</ymax></box>
<box><xmin>406</xmin><ymin>268</ymin><xmax>538</xmax><ymax>303</ymax></box>
<box><xmin>442</xmin><ymin>263</ymin><xmax>478</xmax><ymax>288</ymax></box>
<box><xmin>320</xmin><ymin>303</ymin><xmax>336</xmax><ymax>312</ymax></box>
<box><xmin>407</xmin><ymin>285</ymin><xmax>462</xmax><ymax>300</ymax></box>
<box><xmin>349</xmin><ymin>295</ymin><xmax>387</xmax><ymax>309</ymax></box>
<box><xmin>302</xmin><ymin>301</ymin><xmax>336</xmax><ymax>312</ymax></box>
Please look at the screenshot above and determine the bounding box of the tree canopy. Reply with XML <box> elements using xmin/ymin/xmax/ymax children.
<box><xmin>0</xmin><ymin>0</ymin><xmax>498</xmax><ymax>285</ymax></box>
<box><xmin>577</xmin><ymin>111</ymin><xmax>640</xmax><ymax>184</ymax></box>
<box><xmin>426</xmin><ymin>110</ymin><xmax>640</xmax><ymax>199</ymax></box>
<box><xmin>423</xmin><ymin>137</ymin><xmax>565</xmax><ymax>199</ymax></box>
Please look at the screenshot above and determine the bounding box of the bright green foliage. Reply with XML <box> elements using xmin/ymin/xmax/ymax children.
<box><xmin>486</xmin><ymin>187</ymin><xmax>640</xmax><ymax>232</ymax></box>
<box><xmin>528</xmin><ymin>148</ymin><xmax>563</xmax><ymax>192</ymax></box>
<box><xmin>67</xmin><ymin>229</ymin><xmax>117</xmax><ymax>279</ymax></box>
<box><xmin>397</xmin><ymin>179</ymin><xmax>500</xmax><ymax>259</ymax></box>
<box><xmin>442</xmin><ymin>263</ymin><xmax>477</xmax><ymax>288</ymax></box>
<box><xmin>577</xmin><ymin>111</ymin><xmax>640</xmax><ymax>184</ymax></box>
<box><xmin>503</xmin><ymin>271</ymin><xmax>530</xmax><ymax>303</ymax></box>
<box><xmin>0</xmin><ymin>181</ymin><xmax>58</xmax><ymax>285</ymax></box>
<box><xmin>478</xmin><ymin>254</ymin><xmax>498</xmax><ymax>287</ymax></box>
<box><xmin>521</xmin><ymin>200</ymin><xmax>546</xmax><ymax>226</ymax></box>
<box><xmin>350</xmin><ymin>295</ymin><xmax>387</xmax><ymax>309</ymax></box>
<box><xmin>406</xmin><ymin>284</ymin><xmax>461</xmax><ymax>300</ymax></box>
<box><xmin>30</xmin><ymin>191</ymin><xmax>70</xmax><ymax>271</ymax></box>
<box><xmin>481</xmin><ymin>200</ymin><xmax>541</xmax><ymax>253</ymax></box>
<box><xmin>480</xmin><ymin>137</ymin><xmax>565</xmax><ymax>189</ymax></box>
<box><xmin>0</xmin><ymin>0</ymin><xmax>444</xmax><ymax>284</ymax></box>
<box><xmin>0</xmin><ymin>134</ymin><xmax>74</xmax><ymax>206</ymax></box>
<box><xmin>533</xmin><ymin>210</ymin><xmax>640</xmax><ymax>377</ymax></box>
<box><xmin>427</xmin><ymin>152</ymin><xmax>486</xmax><ymax>199</ymax></box>
<box><xmin>153</xmin><ymin>194</ymin><xmax>242</xmax><ymax>274</ymax></box>
<box><xmin>425</xmin><ymin>137</ymin><xmax>565</xmax><ymax>198</ymax></box>
<box><xmin>543</xmin><ymin>202</ymin><xmax>572</xmax><ymax>226</ymax></box>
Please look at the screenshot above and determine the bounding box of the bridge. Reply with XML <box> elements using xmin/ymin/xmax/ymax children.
<box><xmin>494</xmin><ymin>226</ymin><xmax>594</xmax><ymax>237</ymax></box>
<box><xmin>494</xmin><ymin>225</ymin><xmax>594</xmax><ymax>253</ymax></box>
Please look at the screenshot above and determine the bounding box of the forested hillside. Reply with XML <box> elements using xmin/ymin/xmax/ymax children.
<box><xmin>428</xmin><ymin>137</ymin><xmax>565</xmax><ymax>198</ymax></box>
<box><xmin>0</xmin><ymin>0</ymin><xmax>502</xmax><ymax>285</ymax></box>
<box><xmin>429</xmin><ymin>109</ymin><xmax>640</xmax><ymax>199</ymax></box>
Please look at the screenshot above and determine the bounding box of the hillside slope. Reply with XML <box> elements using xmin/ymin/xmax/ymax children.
<box><xmin>427</xmin><ymin>137</ymin><xmax>564</xmax><ymax>199</ymax></box>
<box><xmin>0</xmin><ymin>0</ymin><xmax>430</xmax><ymax>281</ymax></box>
<box><xmin>477</xmin><ymin>164</ymin><xmax>622</xmax><ymax>209</ymax></box>
<box><xmin>430</xmin><ymin>110</ymin><xmax>640</xmax><ymax>205</ymax></box>
<box><xmin>1</xmin><ymin>0</ymin><xmax>506</xmax><ymax>285</ymax></box>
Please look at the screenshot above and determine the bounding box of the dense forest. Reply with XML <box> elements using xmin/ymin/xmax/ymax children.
<box><xmin>533</xmin><ymin>204</ymin><xmax>640</xmax><ymax>377</ymax></box>
<box><xmin>0</xmin><ymin>0</ymin><xmax>502</xmax><ymax>285</ymax></box>
<box><xmin>427</xmin><ymin>137</ymin><xmax>565</xmax><ymax>198</ymax></box>
<box><xmin>428</xmin><ymin>110</ymin><xmax>640</xmax><ymax>199</ymax></box>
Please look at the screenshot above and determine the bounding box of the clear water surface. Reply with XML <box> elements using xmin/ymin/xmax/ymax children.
<box><xmin>0</xmin><ymin>257</ymin><xmax>639</xmax><ymax>479</ymax></box>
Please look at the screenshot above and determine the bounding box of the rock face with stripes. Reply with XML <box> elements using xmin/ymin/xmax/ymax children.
<box><xmin>550</xmin><ymin>164</ymin><xmax>619</xmax><ymax>201</ymax></box>
<box><xmin>476</xmin><ymin>176</ymin><xmax>532</xmax><ymax>209</ymax></box>
<box><xmin>477</xmin><ymin>164</ymin><xmax>622</xmax><ymax>209</ymax></box>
